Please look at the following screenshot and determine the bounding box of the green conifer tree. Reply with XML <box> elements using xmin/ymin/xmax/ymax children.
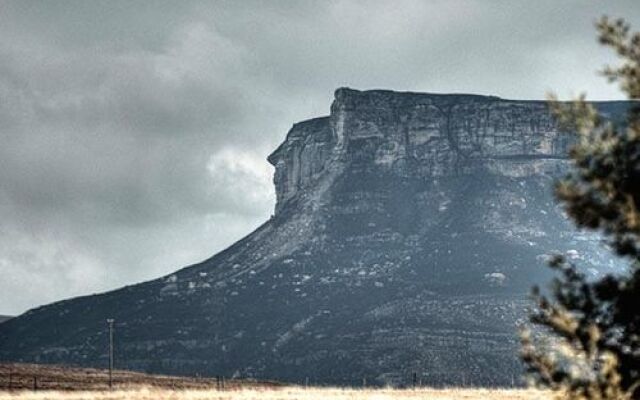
<box><xmin>521</xmin><ymin>17</ymin><xmax>640</xmax><ymax>400</ymax></box>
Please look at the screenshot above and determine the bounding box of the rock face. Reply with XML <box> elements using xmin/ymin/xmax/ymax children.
<box><xmin>0</xmin><ymin>88</ymin><xmax>629</xmax><ymax>386</ymax></box>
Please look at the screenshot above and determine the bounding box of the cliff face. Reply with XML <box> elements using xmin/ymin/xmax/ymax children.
<box><xmin>268</xmin><ymin>89</ymin><xmax>574</xmax><ymax>214</ymax></box>
<box><xmin>268</xmin><ymin>116</ymin><xmax>335</xmax><ymax>212</ymax></box>
<box><xmin>0</xmin><ymin>89</ymin><xmax>628</xmax><ymax>387</ymax></box>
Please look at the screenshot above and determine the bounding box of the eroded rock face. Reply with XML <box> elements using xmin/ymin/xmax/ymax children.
<box><xmin>269</xmin><ymin>88</ymin><xmax>573</xmax><ymax>214</ymax></box>
<box><xmin>268</xmin><ymin>116</ymin><xmax>335</xmax><ymax>212</ymax></box>
<box><xmin>0</xmin><ymin>88</ymin><xmax>630</xmax><ymax>387</ymax></box>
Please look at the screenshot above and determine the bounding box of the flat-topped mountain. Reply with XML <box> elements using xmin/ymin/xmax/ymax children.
<box><xmin>0</xmin><ymin>88</ymin><xmax>629</xmax><ymax>386</ymax></box>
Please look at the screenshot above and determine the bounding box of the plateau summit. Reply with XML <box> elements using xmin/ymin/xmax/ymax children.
<box><xmin>0</xmin><ymin>88</ymin><xmax>629</xmax><ymax>386</ymax></box>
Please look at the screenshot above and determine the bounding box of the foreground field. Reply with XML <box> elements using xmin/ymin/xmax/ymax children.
<box><xmin>0</xmin><ymin>364</ymin><xmax>551</xmax><ymax>399</ymax></box>
<box><xmin>0</xmin><ymin>387</ymin><xmax>551</xmax><ymax>400</ymax></box>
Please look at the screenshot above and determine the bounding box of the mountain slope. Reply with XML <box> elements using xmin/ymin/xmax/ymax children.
<box><xmin>0</xmin><ymin>88</ymin><xmax>629</xmax><ymax>386</ymax></box>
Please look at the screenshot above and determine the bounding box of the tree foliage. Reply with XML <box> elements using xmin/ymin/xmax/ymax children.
<box><xmin>521</xmin><ymin>17</ymin><xmax>640</xmax><ymax>400</ymax></box>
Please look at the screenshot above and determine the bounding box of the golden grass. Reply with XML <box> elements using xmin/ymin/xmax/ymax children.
<box><xmin>0</xmin><ymin>386</ymin><xmax>551</xmax><ymax>400</ymax></box>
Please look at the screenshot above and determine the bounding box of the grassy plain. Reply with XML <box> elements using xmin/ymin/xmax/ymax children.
<box><xmin>0</xmin><ymin>364</ymin><xmax>551</xmax><ymax>399</ymax></box>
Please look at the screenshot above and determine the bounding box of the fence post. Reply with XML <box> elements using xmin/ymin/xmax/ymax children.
<box><xmin>33</xmin><ymin>376</ymin><xmax>37</xmax><ymax>391</ymax></box>
<box><xmin>107</xmin><ymin>318</ymin><xmax>115</xmax><ymax>390</ymax></box>
<box><xmin>412</xmin><ymin>372</ymin><xmax>417</xmax><ymax>388</ymax></box>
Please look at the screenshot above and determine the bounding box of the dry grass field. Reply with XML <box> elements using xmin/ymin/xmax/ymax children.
<box><xmin>0</xmin><ymin>387</ymin><xmax>551</xmax><ymax>400</ymax></box>
<box><xmin>0</xmin><ymin>364</ymin><xmax>552</xmax><ymax>399</ymax></box>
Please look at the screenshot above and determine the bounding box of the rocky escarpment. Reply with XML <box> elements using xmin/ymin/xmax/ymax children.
<box><xmin>0</xmin><ymin>88</ymin><xmax>630</xmax><ymax>387</ymax></box>
<box><xmin>268</xmin><ymin>89</ymin><xmax>579</xmax><ymax>213</ymax></box>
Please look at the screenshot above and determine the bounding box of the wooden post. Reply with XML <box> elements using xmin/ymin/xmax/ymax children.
<box><xmin>412</xmin><ymin>372</ymin><xmax>417</xmax><ymax>388</ymax></box>
<box><xmin>33</xmin><ymin>376</ymin><xmax>37</xmax><ymax>391</ymax></box>
<box><xmin>107</xmin><ymin>319</ymin><xmax>115</xmax><ymax>390</ymax></box>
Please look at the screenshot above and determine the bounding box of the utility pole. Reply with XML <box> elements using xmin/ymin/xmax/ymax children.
<box><xmin>107</xmin><ymin>318</ymin><xmax>115</xmax><ymax>389</ymax></box>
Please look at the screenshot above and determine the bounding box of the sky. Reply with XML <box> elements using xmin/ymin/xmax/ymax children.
<box><xmin>1</xmin><ymin>0</ymin><xmax>639</xmax><ymax>315</ymax></box>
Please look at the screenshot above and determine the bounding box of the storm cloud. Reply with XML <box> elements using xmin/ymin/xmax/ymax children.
<box><xmin>1</xmin><ymin>0</ymin><xmax>639</xmax><ymax>315</ymax></box>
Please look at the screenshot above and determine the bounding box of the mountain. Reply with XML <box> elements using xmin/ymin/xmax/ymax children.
<box><xmin>0</xmin><ymin>88</ymin><xmax>630</xmax><ymax>387</ymax></box>
<box><xmin>0</xmin><ymin>316</ymin><xmax>11</xmax><ymax>324</ymax></box>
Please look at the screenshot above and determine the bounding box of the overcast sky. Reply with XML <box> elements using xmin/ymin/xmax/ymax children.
<box><xmin>1</xmin><ymin>1</ymin><xmax>639</xmax><ymax>315</ymax></box>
